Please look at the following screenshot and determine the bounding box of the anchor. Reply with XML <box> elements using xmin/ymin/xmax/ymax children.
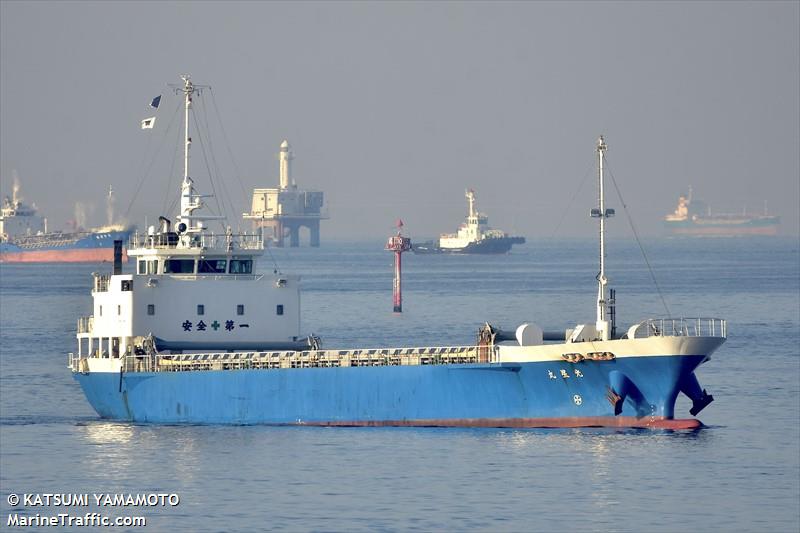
<box><xmin>679</xmin><ymin>372</ymin><xmax>715</xmax><ymax>416</ymax></box>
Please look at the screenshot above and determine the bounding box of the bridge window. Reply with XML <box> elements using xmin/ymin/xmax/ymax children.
<box><xmin>198</xmin><ymin>259</ymin><xmax>227</xmax><ymax>274</ymax></box>
<box><xmin>237</xmin><ymin>304</ymin><xmax>245</xmax><ymax>316</ymax></box>
<box><xmin>164</xmin><ymin>259</ymin><xmax>195</xmax><ymax>274</ymax></box>
<box><xmin>147</xmin><ymin>304</ymin><xmax>155</xmax><ymax>316</ymax></box>
<box><xmin>121</xmin><ymin>280</ymin><xmax>132</xmax><ymax>291</ymax></box>
<box><xmin>229</xmin><ymin>259</ymin><xmax>252</xmax><ymax>274</ymax></box>
<box><xmin>276</xmin><ymin>304</ymin><xmax>284</xmax><ymax>316</ymax></box>
<box><xmin>138</xmin><ymin>260</ymin><xmax>157</xmax><ymax>274</ymax></box>
<box><xmin>197</xmin><ymin>304</ymin><xmax>205</xmax><ymax>315</ymax></box>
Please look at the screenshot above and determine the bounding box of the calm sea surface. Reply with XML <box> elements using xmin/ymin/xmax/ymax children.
<box><xmin>1</xmin><ymin>238</ymin><xmax>798</xmax><ymax>532</ymax></box>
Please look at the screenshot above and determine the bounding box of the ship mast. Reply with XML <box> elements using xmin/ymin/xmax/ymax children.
<box><xmin>592</xmin><ymin>135</ymin><xmax>613</xmax><ymax>340</ymax></box>
<box><xmin>172</xmin><ymin>75</ymin><xmax>219</xmax><ymax>237</ymax></box>
<box><xmin>181</xmin><ymin>74</ymin><xmax>193</xmax><ymax>184</ymax></box>
<box><xmin>467</xmin><ymin>189</ymin><xmax>476</xmax><ymax>218</ymax></box>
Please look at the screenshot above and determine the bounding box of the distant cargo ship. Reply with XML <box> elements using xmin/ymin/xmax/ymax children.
<box><xmin>664</xmin><ymin>189</ymin><xmax>780</xmax><ymax>236</ymax></box>
<box><xmin>0</xmin><ymin>184</ymin><xmax>132</xmax><ymax>263</ymax></box>
<box><xmin>413</xmin><ymin>189</ymin><xmax>525</xmax><ymax>254</ymax></box>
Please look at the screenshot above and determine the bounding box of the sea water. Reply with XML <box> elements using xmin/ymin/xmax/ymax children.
<box><xmin>1</xmin><ymin>238</ymin><xmax>798</xmax><ymax>532</ymax></box>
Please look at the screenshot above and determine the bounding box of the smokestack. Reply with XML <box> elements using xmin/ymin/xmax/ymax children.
<box><xmin>107</xmin><ymin>185</ymin><xmax>115</xmax><ymax>226</ymax></box>
<box><xmin>113</xmin><ymin>240</ymin><xmax>123</xmax><ymax>275</ymax></box>
<box><xmin>12</xmin><ymin>171</ymin><xmax>20</xmax><ymax>204</ymax></box>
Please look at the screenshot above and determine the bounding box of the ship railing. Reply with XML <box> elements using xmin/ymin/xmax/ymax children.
<box><xmin>129</xmin><ymin>232</ymin><xmax>264</xmax><ymax>251</ymax></box>
<box><xmin>166</xmin><ymin>273</ymin><xmax>265</xmax><ymax>282</ymax></box>
<box><xmin>124</xmin><ymin>345</ymin><xmax>492</xmax><ymax>373</ymax></box>
<box><xmin>11</xmin><ymin>233</ymin><xmax>80</xmax><ymax>247</ymax></box>
<box><xmin>67</xmin><ymin>352</ymin><xmax>91</xmax><ymax>374</ymax></box>
<box><xmin>77</xmin><ymin>316</ymin><xmax>94</xmax><ymax>334</ymax></box>
<box><xmin>93</xmin><ymin>273</ymin><xmax>110</xmax><ymax>293</ymax></box>
<box><xmin>123</xmin><ymin>353</ymin><xmax>158</xmax><ymax>373</ymax></box>
<box><xmin>630</xmin><ymin>318</ymin><xmax>727</xmax><ymax>339</ymax></box>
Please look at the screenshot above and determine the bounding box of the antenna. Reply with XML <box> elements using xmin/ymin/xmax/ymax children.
<box><xmin>180</xmin><ymin>75</ymin><xmax>193</xmax><ymax>184</ymax></box>
<box><xmin>466</xmin><ymin>189</ymin><xmax>476</xmax><ymax>218</ymax></box>
<box><xmin>590</xmin><ymin>135</ymin><xmax>614</xmax><ymax>340</ymax></box>
<box><xmin>167</xmin><ymin>74</ymin><xmax>208</xmax><ymax>184</ymax></box>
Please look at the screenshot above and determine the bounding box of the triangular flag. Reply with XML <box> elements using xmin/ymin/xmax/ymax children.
<box><xmin>141</xmin><ymin>117</ymin><xmax>156</xmax><ymax>129</ymax></box>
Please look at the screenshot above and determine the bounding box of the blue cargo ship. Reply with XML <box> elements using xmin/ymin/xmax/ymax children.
<box><xmin>1</xmin><ymin>228</ymin><xmax>133</xmax><ymax>263</ymax></box>
<box><xmin>68</xmin><ymin>77</ymin><xmax>725</xmax><ymax>428</ymax></box>
<box><xmin>1</xmin><ymin>184</ymin><xmax>132</xmax><ymax>263</ymax></box>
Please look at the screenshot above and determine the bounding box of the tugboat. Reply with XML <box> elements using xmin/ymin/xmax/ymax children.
<box><xmin>413</xmin><ymin>189</ymin><xmax>525</xmax><ymax>254</ymax></box>
<box><xmin>68</xmin><ymin>78</ymin><xmax>725</xmax><ymax>428</ymax></box>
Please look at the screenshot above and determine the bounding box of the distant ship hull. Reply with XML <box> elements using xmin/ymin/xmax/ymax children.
<box><xmin>73</xmin><ymin>346</ymin><xmax>716</xmax><ymax>429</ymax></box>
<box><xmin>664</xmin><ymin>190</ymin><xmax>780</xmax><ymax>237</ymax></box>
<box><xmin>664</xmin><ymin>217</ymin><xmax>780</xmax><ymax>237</ymax></box>
<box><xmin>414</xmin><ymin>236</ymin><xmax>525</xmax><ymax>254</ymax></box>
<box><xmin>0</xmin><ymin>229</ymin><xmax>132</xmax><ymax>263</ymax></box>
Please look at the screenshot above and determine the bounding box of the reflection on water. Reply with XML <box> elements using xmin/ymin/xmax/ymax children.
<box><xmin>79</xmin><ymin>422</ymin><xmax>207</xmax><ymax>485</ymax></box>
<box><xmin>1</xmin><ymin>240</ymin><xmax>798</xmax><ymax>532</ymax></box>
<box><xmin>588</xmin><ymin>438</ymin><xmax>618</xmax><ymax>513</ymax></box>
<box><xmin>80</xmin><ymin>422</ymin><xmax>137</xmax><ymax>479</ymax></box>
<box><xmin>81</xmin><ymin>421</ymin><xmax>135</xmax><ymax>445</ymax></box>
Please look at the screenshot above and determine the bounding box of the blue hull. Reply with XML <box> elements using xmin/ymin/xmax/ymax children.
<box><xmin>1</xmin><ymin>229</ymin><xmax>133</xmax><ymax>262</ymax></box>
<box><xmin>74</xmin><ymin>354</ymin><xmax>708</xmax><ymax>428</ymax></box>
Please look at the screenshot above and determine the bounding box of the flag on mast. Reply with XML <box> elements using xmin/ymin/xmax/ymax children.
<box><xmin>141</xmin><ymin>117</ymin><xmax>156</xmax><ymax>129</ymax></box>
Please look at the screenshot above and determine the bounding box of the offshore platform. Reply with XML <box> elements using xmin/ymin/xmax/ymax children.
<box><xmin>243</xmin><ymin>141</ymin><xmax>327</xmax><ymax>247</ymax></box>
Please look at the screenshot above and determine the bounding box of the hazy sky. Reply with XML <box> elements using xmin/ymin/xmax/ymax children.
<box><xmin>1</xmin><ymin>1</ymin><xmax>798</xmax><ymax>241</ymax></box>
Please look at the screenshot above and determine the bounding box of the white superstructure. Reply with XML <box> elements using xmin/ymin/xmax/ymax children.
<box><xmin>75</xmin><ymin>75</ymin><xmax>311</xmax><ymax>363</ymax></box>
<box><xmin>439</xmin><ymin>189</ymin><xmax>507</xmax><ymax>249</ymax></box>
<box><xmin>0</xmin><ymin>181</ymin><xmax>45</xmax><ymax>239</ymax></box>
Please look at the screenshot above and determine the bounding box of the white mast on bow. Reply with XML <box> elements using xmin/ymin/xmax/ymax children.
<box><xmin>593</xmin><ymin>135</ymin><xmax>614</xmax><ymax>340</ymax></box>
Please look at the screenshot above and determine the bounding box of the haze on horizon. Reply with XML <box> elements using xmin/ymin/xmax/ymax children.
<box><xmin>1</xmin><ymin>1</ymin><xmax>798</xmax><ymax>242</ymax></box>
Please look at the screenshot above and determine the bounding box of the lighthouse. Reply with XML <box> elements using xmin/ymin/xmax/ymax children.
<box><xmin>243</xmin><ymin>140</ymin><xmax>327</xmax><ymax>247</ymax></box>
<box><xmin>385</xmin><ymin>220</ymin><xmax>412</xmax><ymax>313</ymax></box>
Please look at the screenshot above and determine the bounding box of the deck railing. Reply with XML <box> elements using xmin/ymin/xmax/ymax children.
<box><xmin>630</xmin><ymin>318</ymin><xmax>726</xmax><ymax>339</ymax></box>
<box><xmin>77</xmin><ymin>316</ymin><xmax>93</xmax><ymax>334</ymax></box>
<box><xmin>119</xmin><ymin>345</ymin><xmax>488</xmax><ymax>373</ymax></box>
<box><xmin>93</xmin><ymin>274</ymin><xmax>110</xmax><ymax>293</ymax></box>
<box><xmin>129</xmin><ymin>232</ymin><xmax>263</xmax><ymax>251</ymax></box>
